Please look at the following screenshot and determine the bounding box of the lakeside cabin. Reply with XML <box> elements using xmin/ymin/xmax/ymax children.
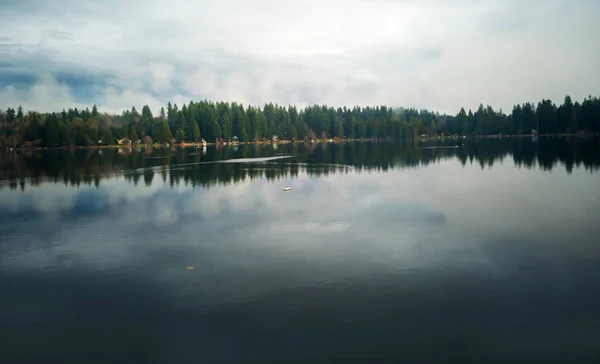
<box><xmin>117</xmin><ymin>138</ymin><xmax>132</xmax><ymax>145</ymax></box>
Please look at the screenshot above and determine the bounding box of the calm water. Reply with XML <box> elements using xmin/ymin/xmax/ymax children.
<box><xmin>1</xmin><ymin>138</ymin><xmax>600</xmax><ymax>363</ymax></box>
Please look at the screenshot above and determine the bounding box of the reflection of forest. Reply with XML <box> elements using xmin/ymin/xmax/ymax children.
<box><xmin>1</xmin><ymin>138</ymin><xmax>599</xmax><ymax>191</ymax></box>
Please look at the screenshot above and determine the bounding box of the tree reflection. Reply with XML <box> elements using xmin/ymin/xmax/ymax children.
<box><xmin>1</xmin><ymin>138</ymin><xmax>599</xmax><ymax>191</ymax></box>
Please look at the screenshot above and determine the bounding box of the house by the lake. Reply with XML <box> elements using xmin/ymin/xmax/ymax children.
<box><xmin>118</xmin><ymin>138</ymin><xmax>132</xmax><ymax>145</ymax></box>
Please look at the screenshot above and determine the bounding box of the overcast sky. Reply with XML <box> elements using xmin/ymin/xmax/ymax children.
<box><xmin>0</xmin><ymin>0</ymin><xmax>598</xmax><ymax>115</ymax></box>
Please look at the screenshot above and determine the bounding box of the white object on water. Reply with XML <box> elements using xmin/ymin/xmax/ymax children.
<box><xmin>283</xmin><ymin>187</ymin><xmax>291</xmax><ymax>192</ymax></box>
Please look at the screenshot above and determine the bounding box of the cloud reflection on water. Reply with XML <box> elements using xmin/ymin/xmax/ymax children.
<box><xmin>2</xmin><ymin>144</ymin><xmax>600</xmax><ymax>363</ymax></box>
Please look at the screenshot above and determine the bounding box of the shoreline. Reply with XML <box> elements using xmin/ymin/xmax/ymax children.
<box><xmin>3</xmin><ymin>132</ymin><xmax>598</xmax><ymax>152</ymax></box>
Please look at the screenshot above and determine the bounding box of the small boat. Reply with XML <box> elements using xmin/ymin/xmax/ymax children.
<box><xmin>283</xmin><ymin>187</ymin><xmax>291</xmax><ymax>192</ymax></box>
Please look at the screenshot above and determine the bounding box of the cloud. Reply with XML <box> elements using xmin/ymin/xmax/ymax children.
<box><xmin>0</xmin><ymin>0</ymin><xmax>598</xmax><ymax>115</ymax></box>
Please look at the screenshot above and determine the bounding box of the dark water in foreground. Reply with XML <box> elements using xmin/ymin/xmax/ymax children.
<box><xmin>1</xmin><ymin>138</ymin><xmax>600</xmax><ymax>363</ymax></box>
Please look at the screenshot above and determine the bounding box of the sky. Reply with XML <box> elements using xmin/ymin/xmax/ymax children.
<box><xmin>0</xmin><ymin>0</ymin><xmax>599</xmax><ymax>115</ymax></box>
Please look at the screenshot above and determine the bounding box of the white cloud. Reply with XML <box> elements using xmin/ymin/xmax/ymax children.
<box><xmin>0</xmin><ymin>0</ymin><xmax>598</xmax><ymax>115</ymax></box>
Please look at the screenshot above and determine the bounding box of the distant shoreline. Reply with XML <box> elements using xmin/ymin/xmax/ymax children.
<box><xmin>3</xmin><ymin>132</ymin><xmax>598</xmax><ymax>152</ymax></box>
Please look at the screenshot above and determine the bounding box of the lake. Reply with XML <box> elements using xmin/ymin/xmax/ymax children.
<box><xmin>1</xmin><ymin>137</ymin><xmax>600</xmax><ymax>363</ymax></box>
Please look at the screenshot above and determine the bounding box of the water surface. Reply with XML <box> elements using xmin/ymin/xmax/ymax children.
<box><xmin>1</xmin><ymin>138</ymin><xmax>600</xmax><ymax>363</ymax></box>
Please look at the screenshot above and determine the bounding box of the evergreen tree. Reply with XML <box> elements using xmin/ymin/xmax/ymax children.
<box><xmin>2</xmin><ymin>94</ymin><xmax>600</xmax><ymax>148</ymax></box>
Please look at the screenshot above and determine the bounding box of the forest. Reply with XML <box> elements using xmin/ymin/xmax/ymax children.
<box><xmin>1</xmin><ymin>95</ymin><xmax>599</xmax><ymax>148</ymax></box>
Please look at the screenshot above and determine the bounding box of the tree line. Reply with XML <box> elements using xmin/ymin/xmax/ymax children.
<box><xmin>1</xmin><ymin>95</ymin><xmax>599</xmax><ymax>148</ymax></box>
